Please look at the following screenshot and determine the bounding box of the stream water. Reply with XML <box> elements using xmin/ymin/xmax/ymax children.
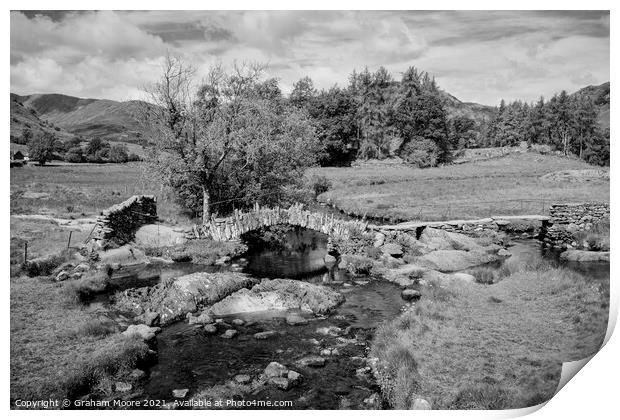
<box><xmin>105</xmin><ymin>228</ymin><xmax>609</xmax><ymax>409</ymax></box>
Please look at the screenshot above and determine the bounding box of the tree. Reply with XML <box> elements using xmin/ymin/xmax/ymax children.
<box><xmin>20</xmin><ymin>128</ymin><xmax>33</xmax><ymax>145</ymax></box>
<box><xmin>140</xmin><ymin>56</ymin><xmax>319</xmax><ymax>223</ymax></box>
<box><xmin>65</xmin><ymin>146</ymin><xmax>84</xmax><ymax>163</ymax></box>
<box><xmin>109</xmin><ymin>144</ymin><xmax>129</xmax><ymax>163</ymax></box>
<box><xmin>28</xmin><ymin>132</ymin><xmax>57</xmax><ymax>165</ymax></box>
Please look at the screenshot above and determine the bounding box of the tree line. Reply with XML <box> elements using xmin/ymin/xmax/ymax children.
<box><xmin>478</xmin><ymin>92</ymin><xmax>609</xmax><ymax>166</ymax></box>
<box><xmin>141</xmin><ymin>56</ymin><xmax>609</xmax><ymax>221</ymax></box>
<box><xmin>19</xmin><ymin>128</ymin><xmax>141</xmax><ymax>165</ymax></box>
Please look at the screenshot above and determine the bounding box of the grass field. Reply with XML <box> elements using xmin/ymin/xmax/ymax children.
<box><xmin>371</xmin><ymin>266</ymin><xmax>609</xmax><ymax>409</ymax></box>
<box><xmin>10</xmin><ymin>162</ymin><xmax>186</xmax><ymax>222</ymax></box>
<box><xmin>313</xmin><ymin>152</ymin><xmax>609</xmax><ymax>221</ymax></box>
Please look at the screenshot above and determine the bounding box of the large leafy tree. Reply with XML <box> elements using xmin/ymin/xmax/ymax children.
<box><xmin>27</xmin><ymin>131</ymin><xmax>57</xmax><ymax>165</ymax></box>
<box><xmin>140</xmin><ymin>56</ymin><xmax>319</xmax><ymax>222</ymax></box>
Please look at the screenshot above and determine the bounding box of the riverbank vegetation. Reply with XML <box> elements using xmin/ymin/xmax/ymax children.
<box><xmin>370</xmin><ymin>266</ymin><xmax>609</xmax><ymax>409</ymax></box>
<box><xmin>10</xmin><ymin>275</ymin><xmax>149</xmax><ymax>402</ymax></box>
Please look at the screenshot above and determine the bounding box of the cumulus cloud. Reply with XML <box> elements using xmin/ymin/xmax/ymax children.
<box><xmin>10</xmin><ymin>10</ymin><xmax>609</xmax><ymax>105</ymax></box>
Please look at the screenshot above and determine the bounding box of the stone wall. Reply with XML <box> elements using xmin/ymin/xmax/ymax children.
<box><xmin>544</xmin><ymin>202</ymin><xmax>610</xmax><ymax>249</ymax></box>
<box><xmin>92</xmin><ymin>195</ymin><xmax>158</xmax><ymax>247</ymax></box>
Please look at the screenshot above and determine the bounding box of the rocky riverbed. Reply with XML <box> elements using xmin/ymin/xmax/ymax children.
<box><xmin>58</xmin><ymin>222</ymin><xmax>608</xmax><ymax>409</ymax></box>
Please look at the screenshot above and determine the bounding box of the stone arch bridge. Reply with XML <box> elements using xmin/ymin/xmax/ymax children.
<box><xmin>195</xmin><ymin>203</ymin><xmax>369</xmax><ymax>241</ymax></box>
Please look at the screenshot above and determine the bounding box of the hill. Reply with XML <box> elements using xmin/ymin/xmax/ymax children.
<box><xmin>440</xmin><ymin>91</ymin><xmax>495</xmax><ymax>123</ymax></box>
<box><xmin>11</xmin><ymin>93</ymin><xmax>147</xmax><ymax>144</ymax></box>
<box><xmin>571</xmin><ymin>82</ymin><xmax>610</xmax><ymax>130</ymax></box>
<box><xmin>10</xmin><ymin>94</ymin><xmax>76</xmax><ymax>144</ymax></box>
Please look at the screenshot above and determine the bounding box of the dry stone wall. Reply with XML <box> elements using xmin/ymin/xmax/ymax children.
<box><xmin>544</xmin><ymin>202</ymin><xmax>609</xmax><ymax>249</ymax></box>
<box><xmin>92</xmin><ymin>195</ymin><xmax>158</xmax><ymax>247</ymax></box>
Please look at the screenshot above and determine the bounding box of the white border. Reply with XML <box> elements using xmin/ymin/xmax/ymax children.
<box><xmin>3</xmin><ymin>2</ymin><xmax>616</xmax><ymax>419</ymax></box>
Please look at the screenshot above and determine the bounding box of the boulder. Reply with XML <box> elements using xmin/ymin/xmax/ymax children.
<box><xmin>411</xmin><ymin>398</ymin><xmax>432</xmax><ymax>410</ymax></box>
<box><xmin>234</xmin><ymin>374</ymin><xmax>252</xmax><ymax>385</ymax></box>
<box><xmin>55</xmin><ymin>271</ymin><xmax>70</xmax><ymax>282</ymax></box>
<box><xmin>418</xmin><ymin>228</ymin><xmax>484</xmax><ymax>252</ymax></box>
<box><xmin>497</xmin><ymin>248</ymin><xmax>512</xmax><ymax>257</ymax></box>
<box><xmin>560</xmin><ymin>250</ymin><xmax>610</xmax><ymax>262</ymax></box>
<box><xmin>415</xmin><ymin>250</ymin><xmax>498</xmax><ymax>272</ymax></box>
<box><xmin>286</xmin><ymin>312</ymin><xmax>309</xmax><ymax>326</ymax></box>
<box><xmin>114</xmin><ymin>272</ymin><xmax>257</xmax><ymax>326</ymax></box>
<box><xmin>122</xmin><ymin>324</ymin><xmax>160</xmax><ymax>341</ymax></box>
<box><xmin>98</xmin><ymin>245</ymin><xmax>148</xmax><ymax>267</ymax></box>
<box><xmin>264</xmin><ymin>362</ymin><xmax>288</xmax><ymax>378</ymax></box>
<box><xmin>204</xmin><ymin>324</ymin><xmax>218</xmax><ymax>334</ymax></box>
<box><xmin>254</xmin><ymin>330</ymin><xmax>278</xmax><ymax>340</ymax></box>
<box><xmin>134</xmin><ymin>224</ymin><xmax>187</xmax><ymax>248</ymax></box>
<box><xmin>171</xmin><ymin>251</ymin><xmax>192</xmax><ymax>263</ymax></box>
<box><xmin>373</xmin><ymin>232</ymin><xmax>386</xmax><ymax>248</ymax></box>
<box><xmin>287</xmin><ymin>370</ymin><xmax>302</xmax><ymax>386</ymax></box>
<box><xmin>172</xmin><ymin>389</ymin><xmax>189</xmax><ymax>398</ymax></box>
<box><xmin>221</xmin><ymin>329</ymin><xmax>238</xmax><ymax>339</ymax></box>
<box><xmin>231</xmin><ymin>318</ymin><xmax>245</xmax><ymax>326</ymax></box>
<box><xmin>269</xmin><ymin>377</ymin><xmax>291</xmax><ymax>390</ymax></box>
<box><xmin>137</xmin><ymin>311</ymin><xmax>160</xmax><ymax>327</ymax></box>
<box><xmin>128</xmin><ymin>369</ymin><xmax>147</xmax><ymax>381</ymax></box>
<box><xmin>401</xmin><ymin>289</ymin><xmax>421</xmax><ymax>301</ymax></box>
<box><xmin>296</xmin><ymin>355</ymin><xmax>326</xmax><ymax>368</ymax></box>
<box><xmin>324</xmin><ymin>254</ymin><xmax>338</xmax><ymax>266</ymax></box>
<box><xmin>115</xmin><ymin>382</ymin><xmax>133</xmax><ymax>393</ymax></box>
<box><xmin>188</xmin><ymin>312</ymin><xmax>214</xmax><ymax>325</ymax></box>
<box><xmin>451</xmin><ymin>272</ymin><xmax>476</xmax><ymax>283</ymax></box>
<box><xmin>208</xmin><ymin>279</ymin><xmax>344</xmax><ymax>316</ymax></box>
<box><xmin>316</xmin><ymin>326</ymin><xmax>343</xmax><ymax>336</ymax></box>
<box><xmin>381</xmin><ymin>243</ymin><xmax>403</xmax><ymax>258</ymax></box>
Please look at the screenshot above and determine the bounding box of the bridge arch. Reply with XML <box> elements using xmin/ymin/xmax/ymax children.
<box><xmin>197</xmin><ymin>203</ymin><xmax>368</xmax><ymax>242</ymax></box>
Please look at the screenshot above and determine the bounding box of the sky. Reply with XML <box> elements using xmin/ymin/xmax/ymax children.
<box><xmin>10</xmin><ymin>10</ymin><xmax>610</xmax><ymax>106</ymax></box>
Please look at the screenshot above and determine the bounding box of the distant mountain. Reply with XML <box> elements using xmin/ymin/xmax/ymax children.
<box><xmin>440</xmin><ymin>91</ymin><xmax>495</xmax><ymax>123</ymax></box>
<box><xmin>571</xmin><ymin>82</ymin><xmax>610</xmax><ymax>130</ymax></box>
<box><xmin>10</xmin><ymin>93</ymin><xmax>75</xmax><ymax>143</ymax></box>
<box><xmin>10</xmin><ymin>93</ymin><xmax>147</xmax><ymax>144</ymax></box>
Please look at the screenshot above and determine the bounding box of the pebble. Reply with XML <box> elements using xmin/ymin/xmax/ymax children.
<box><xmin>221</xmin><ymin>329</ymin><xmax>238</xmax><ymax>339</ymax></box>
<box><xmin>115</xmin><ymin>382</ymin><xmax>132</xmax><ymax>393</ymax></box>
<box><xmin>204</xmin><ymin>324</ymin><xmax>218</xmax><ymax>334</ymax></box>
<box><xmin>231</xmin><ymin>319</ymin><xmax>245</xmax><ymax>326</ymax></box>
<box><xmin>297</xmin><ymin>355</ymin><xmax>326</xmax><ymax>368</ymax></box>
<box><xmin>172</xmin><ymin>389</ymin><xmax>189</xmax><ymax>398</ymax></box>
<box><xmin>286</xmin><ymin>313</ymin><xmax>309</xmax><ymax>326</ymax></box>
<box><xmin>234</xmin><ymin>374</ymin><xmax>252</xmax><ymax>384</ymax></box>
<box><xmin>254</xmin><ymin>330</ymin><xmax>278</xmax><ymax>340</ymax></box>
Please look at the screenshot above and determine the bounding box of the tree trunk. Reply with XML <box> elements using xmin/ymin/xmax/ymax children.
<box><xmin>202</xmin><ymin>186</ymin><xmax>211</xmax><ymax>225</ymax></box>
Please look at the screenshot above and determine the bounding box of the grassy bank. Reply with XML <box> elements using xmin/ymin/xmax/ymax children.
<box><xmin>10</xmin><ymin>275</ymin><xmax>149</xmax><ymax>402</ymax></box>
<box><xmin>370</xmin><ymin>266</ymin><xmax>609</xmax><ymax>409</ymax></box>
<box><xmin>313</xmin><ymin>152</ymin><xmax>609</xmax><ymax>221</ymax></box>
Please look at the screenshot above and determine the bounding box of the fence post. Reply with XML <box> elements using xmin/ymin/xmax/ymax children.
<box><xmin>67</xmin><ymin>231</ymin><xmax>73</xmax><ymax>249</ymax></box>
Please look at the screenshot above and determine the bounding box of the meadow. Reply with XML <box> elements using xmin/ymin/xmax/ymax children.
<box><xmin>312</xmin><ymin>152</ymin><xmax>610</xmax><ymax>222</ymax></box>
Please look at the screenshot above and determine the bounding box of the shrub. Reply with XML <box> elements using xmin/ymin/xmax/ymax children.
<box><xmin>61</xmin><ymin>334</ymin><xmax>149</xmax><ymax>400</ymax></box>
<box><xmin>64</xmin><ymin>269</ymin><xmax>111</xmax><ymax>302</ymax></box>
<box><xmin>307</xmin><ymin>174</ymin><xmax>332</xmax><ymax>197</ymax></box>
<box><xmin>73</xmin><ymin>319</ymin><xmax>116</xmax><ymax>337</ymax></box>
<box><xmin>340</xmin><ymin>254</ymin><xmax>374</xmax><ymax>275</ymax></box>
<box><xmin>449</xmin><ymin>384</ymin><xmax>513</xmax><ymax>410</ymax></box>
<box><xmin>574</xmin><ymin>218</ymin><xmax>610</xmax><ymax>251</ymax></box>
<box><xmin>468</xmin><ymin>267</ymin><xmax>497</xmax><ymax>285</ymax></box>
<box><xmin>400</xmin><ymin>138</ymin><xmax>440</xmax><ymax>168</ymax></box>
<box><xmin>22</xmin><ymin>250</ymin><xmax>72</xmax><ymax>277</ymax></box>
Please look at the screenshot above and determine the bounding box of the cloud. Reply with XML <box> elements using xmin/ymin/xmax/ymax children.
<box><xmin>10</xmin><ymin>10</ymin><xmax>609</xmax><ymax>105</ymax></box>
